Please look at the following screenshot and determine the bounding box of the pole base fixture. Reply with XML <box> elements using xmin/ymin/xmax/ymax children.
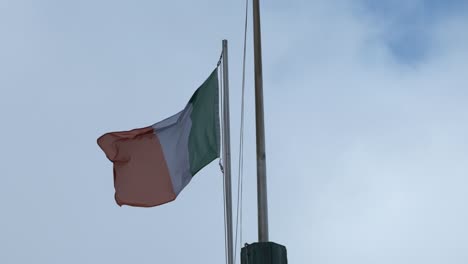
<box><xmin>241</xmin><ymin>242</ymin><xmax>287</xmax><ymax>264</ymax></box>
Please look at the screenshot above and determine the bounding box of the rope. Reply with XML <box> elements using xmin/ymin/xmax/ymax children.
<box><xmin>217</xmin><ymin>51</ymin><xmax>224</xmax><ymax>68</ymax></box>
<box><xmin>218</xmin><ymin>53</ymin><xmax>224</xmax><ymax>174</ymax></box>
<box><xmin>234</xmin><ymin>0</ymin><xmax>249</xmax><ymax>262</ymax></box>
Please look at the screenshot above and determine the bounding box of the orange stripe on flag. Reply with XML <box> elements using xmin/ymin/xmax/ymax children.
<box><xmin>98</xmin><ymin>127</ymin><xmax>176</xmax><ymax>207</ymax></box>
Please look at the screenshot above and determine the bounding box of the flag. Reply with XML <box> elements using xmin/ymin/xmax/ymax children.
<box><xmin>98</xmin><ymin>69</ymin><xmax>220</xmax><ymax>207</ymax></box>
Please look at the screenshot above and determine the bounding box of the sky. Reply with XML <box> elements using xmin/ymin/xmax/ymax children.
<box><xmin>1</xmin><ymin>0</ymin><xmax>468</xmax><ymax>263</ymax></box>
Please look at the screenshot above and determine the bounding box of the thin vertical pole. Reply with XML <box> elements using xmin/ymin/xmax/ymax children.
<box><xmin>252</xmin><ymin>0</ymin><xmax>269</xmax><ymax>242</ymax></box>
<box><xmin>221</xmin><ymin>39</ymin><xmax>234</xmax><ymax>264</ymax></box>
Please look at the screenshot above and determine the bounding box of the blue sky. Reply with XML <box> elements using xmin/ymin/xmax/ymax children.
<box><xmin>362</xmin><ymin>0</ymin><xmax>468</xmax><ymax>63</ymax></box>
<box><xmin>1</xmin><ymin>0</ymin><xmax>468</xmax><ymax>263</ymax></box>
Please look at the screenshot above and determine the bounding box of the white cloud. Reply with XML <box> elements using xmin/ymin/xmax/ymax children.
<box><xmin>260</xmin><ymin>1</ymin><xmax>468</xmax><ymax>263</ymax></box>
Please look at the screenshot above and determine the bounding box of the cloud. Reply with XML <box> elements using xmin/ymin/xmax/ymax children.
<box><xmin>258</xmin><ymin>1</ymin><xmax>468</xmax><ymax>263</ymax></box>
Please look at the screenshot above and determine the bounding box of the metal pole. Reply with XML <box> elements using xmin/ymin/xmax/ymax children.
<box><xmin>252</xmin><ymin>0</ymin><xmax>269</xmax><ymax>242</ymax></box>
<box><xmin>221</xmin><ymin>39</ymin><xmax>234</xmax><ymax>264</ymax></box>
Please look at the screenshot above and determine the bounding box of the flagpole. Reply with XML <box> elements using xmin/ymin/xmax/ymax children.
<box><xmin>252</xmin><ymin>0</ymin><xmax>269</xmax><ymax>243</ymax></box>
<box><xmin>221</xmin><ymin>39</ymin><xmax>234</xmax><ymax>264</ymax></box>
<box><xmin>240</xmin><ymin>0</ymin><xmax>288</xmax><ymax>263</ymax></box>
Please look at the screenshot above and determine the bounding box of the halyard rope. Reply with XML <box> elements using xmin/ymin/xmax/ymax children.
<box><xmin>234</xmin><ymin>0</ymin><xmax>249</xmax><ymax>262</ymax></box>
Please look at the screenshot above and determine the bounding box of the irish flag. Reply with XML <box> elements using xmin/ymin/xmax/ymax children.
<box><xmin>98</xmin><ymin>69</ymin><xmax>220</xmax><ymax>207</ymax></box>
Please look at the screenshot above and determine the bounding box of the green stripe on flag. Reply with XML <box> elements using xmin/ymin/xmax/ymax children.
<box><xmin>188</xmin><ymin>69</ymin><xmax>220</xmax><ymax>175</ymax></box>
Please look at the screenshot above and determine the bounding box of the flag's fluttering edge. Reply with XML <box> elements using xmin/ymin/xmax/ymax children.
<box><xmin>98</xmin><ymin>69</ymin><xmax>220</xmax><ymax>207</ymax></box>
